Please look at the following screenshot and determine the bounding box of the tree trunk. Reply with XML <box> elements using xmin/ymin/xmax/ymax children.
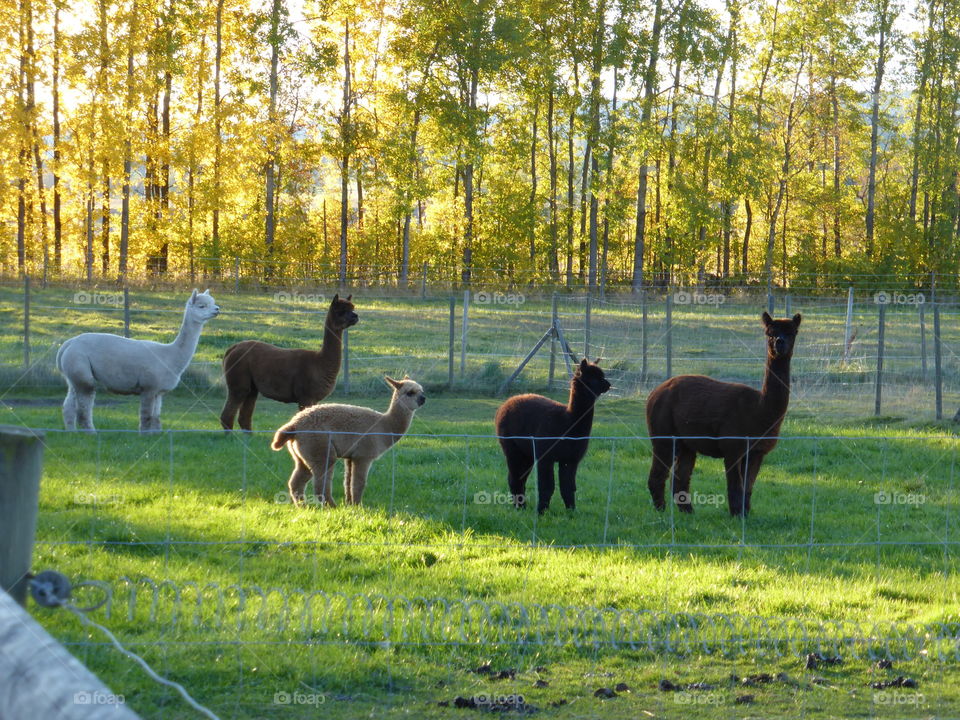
<box><xmin>742</xmin><ymin>197</ymin><xmax>752</xmax><ymax>274</ymax></box>
<box><xmin>631</xmin><ymin>0</ymin><xmax>663</xmax><ymax>292</ymax></box>
<box><xmin>339</xmin><ymin>19</ymin><xmax>351</xmax><ymax>287</ymax></box>
<box><xmin>212</xmin><ymin>0</ymin><xmax>223</xmax><ymax>269</ymax></box>
<box><xmin>865</xmin><ymin>0</ymin><xmax>893</xmax><ymax>256</ymax></box>
<box><xmin>529</xmin><ymin>96</ymin><xmax>538</xmax><ymax>264</ymax></box>
<box><xmin>547</xmin><ymin>84</ymin><xmax>559</xmax><ymax>280</ymax></box>
<box><xmin>119</xmin><ymin>0</ymin><xmax>138</xmax><ymax>283</ymax></box>
<box><xmin>52</xmin><ymin>2</ymin><xmax>62</xmax><ymax>271</ymax></box>
<box><xmin>909</xmin><ymin>0</ymin><xmax>936</xmax><ymax>223</ymax></box>
<box><xmin>264</xmin><ymin>0</ymin><xmax>281</xmax><ymax>257</ymax></box>
<box><xmin>26</xmin><ymin>0</ymin><xmax>49</xmax><ymax>276</ymax></box>
<box><xmin>721</xmin><ymin>7</ymin><xmax>738</xmax><ymax>278</ymax></box>
<box><xmin>462</xmin><ymin>66</ymin><xmax>478</xmax><ymax>284</ymax></box>
<box><xmin>565</xmin><ymin>95</ymin><xmax>575</xmax><ymax>286</ymax></box>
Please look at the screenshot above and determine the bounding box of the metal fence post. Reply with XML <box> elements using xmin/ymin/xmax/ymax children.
<box><xmin>22</xmin><ymin>276</ymin><xmax>30</xmax><ymax>370</ymax></box>
<box><xmin>919</xmin><ymin>303</ymin><xmax>927</xmax><ymax>380</ymax></box>
<box><xmin>584</xmin><ymin>295</ymin><xmax>591</xmax><ymax>361</ymax></box>
<box><xmin>343</xmin><ymin>328</ymin><xmax>350</xmax><ymax>394</ymax></box>
<box><xmin>548</xmin><ymin>293</ymin><xmax>558</xmax><ymax>389</ymax></box>
<box><xmin>448</xmin><ymin>296</ymin><xmax>455</xmax><ymax>387</ymax></box>
<box><xmin>934</xmin><ymin>302</ymin><xmax>942</xmax><ymax>420</ymax></box>
<box><xmin>666</xmin><ymin>292</ymin><xmax>673</xmax><ymax>379</ymax></box>
<box><xmin>123</xmin><ymin>287</ymin><xmax>131</xmax><ymax>338</ymax></box>
<box><xmin>641</xmin><ymin>290</ymin><xmax>648</xmax><ymax>382</ymax></box>
<box><xmin>843</xmin><ymin>286</ymin><xmax>854</xmax><ymax>364</ymax></box>
<box><xmin>421</xmin><ymin>261</ymin><xmax>429</xmax><ymax>299</ymax></box>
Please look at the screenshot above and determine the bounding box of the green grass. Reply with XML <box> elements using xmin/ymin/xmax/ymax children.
<box><xmin>2</xmin><ymin>283</ymin><xmax>960</xmax><ymax>717</ymax></box>
<box><xmin>3</xmin><ymin>388</ymin><xmax>959</xmax><ymax>718</ymax></box>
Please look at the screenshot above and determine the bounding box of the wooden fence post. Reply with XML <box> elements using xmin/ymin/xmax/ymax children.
<box><xmin>123</xmin><ymin>287</ymin><xmax>131</xmax><ymax>338</ymax></box>
<box><xmin>875</xmin><ymin>303</ymin><xmax>885</xmax><ymax>416</ymax></box>
<box><xmin>548</xmin><ymin>293</ymin><xmax>558</xmax><ymax>389</ymax></box>
<box><xmin>421</xmin><ymin>261</ymin><xmax>428</xmax><ymax>299</ymax></box>
<box><xmin>843</xmin><ymin>286</ymin><xmax>854</xmax><ymax>364</ymax></box>
<box><xmin>22</xmin><ymin>276</ymin><xmax>30</xmax><ymax>370</ymax></box>
<box><xmin>0</xmin><ymin>426</ymin><xmax>45</xmax><ymax>606</ymax></box>
<box><xmin>641</xmin><ymin>290</ymin><xmax>648</xmax><ymax>382</ymax></box>
<box><xmin>584</xmin><ymin>295</ymin><xmax>591</xmax><ymax>361</ymax></box>
<box><xmin>919</xmin><ymin>303</ymin><xmax>927</xmax><ymax>380</ymax></box>
<box><xmin>460</xmin><ymin>290</ymin><xmax>470</xmax><ymax>378</ymax></box>
<box><xmin>342</xmin><ymin>328</ymin><xmax>350</xmax><ymax>394</ymax></box>
<box><xmin>934</xmin><ymin>302</ymin><xmax>942</xmax><ymax>420</ymax></box>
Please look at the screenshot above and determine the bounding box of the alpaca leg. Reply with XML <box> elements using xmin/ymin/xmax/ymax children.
<box><xmin>139</xmin><ymin>393</ymin><xmax>159</xmax><ymax>434</ymax></box>
<box><xmin>647</xmin><ymin>439</ymin><xmax>675</xmax><ymax>511</ymax></box>
<box><xmin>558</xmin><ymin>461</ymin><xmax>578</xmax><ymax>510</ymax></box>
<box><xmin>220</xmin><ymin>392</ymin><xmax>245</xmax><ymax>431</ymax></box>
<box><xmin>503</xmin><ymin>445</ymin><xmax>533</xmax><ymax>509</ymax></box>
<box><xmin>535</xmin><ymin>459</ymin><xmax>556</xmax><ymax>514</ymax></box>
<box><xmin>349</xmin><ymin>458</ymin><xmax>372</xmax><ymax>505</ymax></box>
<box><xmin>62</xmin><ymin>386</ymin><xmax>78</xmax><ymax>431</ymax></box>
<box><xmin>672</xmin><ymin>446</ymin><xmax>697</xmax><ymax>513</ymax></box>
<box><xmin>724</xmin><ymin>455</ymin><xmax>746</xmax><ymax>517</ymax></box>
<box><xmin>343</xmin><ymin>459</ymin><xmax>354</xmax><ymax>504</ymax></box>
<box><xmin>76</xmin><ymin>389</ymin><xmax>96</xmax><ymax>433</ymax></box>
<box><xmin>286</xmin><ymin>444</ymin><xmax>313</xmax><ymax>506</ymax></box>
<box><xmin>743</xmin><ymin>453</ymin><xmax>765</xmax><ymax>516</ymax></box>
<box><xmin>237</xmin><ymin>391</ymin><xmax>259</xmax><ymax>432</ymax></box>
<box><xmin>311</xmin><ymin>457</ymin><xmax>337</xmax><ymax>508</ymax></box>
<box><xmin>151</xmin><ymin>394</ymin><xmax>164</xmax><ymax>432</ymax></box>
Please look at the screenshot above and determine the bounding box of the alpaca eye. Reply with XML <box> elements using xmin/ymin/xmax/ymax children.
<box><xmin>407</xmin><ymin>390</ymin><xmax>415</xmax><ymax>396</ymax></box>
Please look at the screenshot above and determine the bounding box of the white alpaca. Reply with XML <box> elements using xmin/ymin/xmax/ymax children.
<box><xmin>271</xmin><ymin>376</ymin><xmax>426</xmax><ymax>506</ymax></box>
<box><xmin>56</xmin><ymin>289</ymin><xmax>220</xmax><ymax>432</ymax></box>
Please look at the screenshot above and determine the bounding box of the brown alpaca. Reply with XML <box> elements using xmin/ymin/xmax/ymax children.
<box><xmin>220</xmin><ymin>294</ymin><xmax>359</xmax><ymax>431</ymax></box>
<box><xmin>494</xmin><ymin>359</ymin><xmax>611</xmax><ymax>514</ymax></box>
<box><xmin>271</xmin><ymin>376</ymin><xmax>425</xmax><ymax>506</ymax></box>
<box><xmin>645</xmin><ymin>312</ymin><xmax>801</xmax><ymax>516</ymax></box>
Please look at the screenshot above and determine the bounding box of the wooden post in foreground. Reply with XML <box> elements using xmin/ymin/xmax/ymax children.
<box><xmin>0</xmin><ymin>426</ymin><xmax>45</xmax><ymax>606</ymax></box>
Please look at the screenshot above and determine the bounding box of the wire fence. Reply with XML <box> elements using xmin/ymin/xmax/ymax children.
<box><xmin>3</xmin><ymin>280</ymin><xmax>958</xmax><ymax>420</ymax></box>
<box><xmin>10</xmin><ymin>422</ymin><xmax>958</xmax><ymax>717</ymax></box>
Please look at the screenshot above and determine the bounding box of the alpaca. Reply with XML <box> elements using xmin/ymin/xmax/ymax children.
<box><xmin>56</xmin><ymin>289</ymin><xmax>220</xmax><ymax>433</ymax></box>
<box><xmin>220</xmin><ymin>293</ymin><xmax>358</xmax><ymax>431</ymax></box>
<box><xmin>494</xmin><ymin>359</ymin><xmax>611</xmax><ymax>514</ymax></box>
<box><xmin>271</xmin><ymin>376</ymin><xmax>425</xmax><ymax>506</ymax></box>
<box><xmin>645</xmin><ymin>311</ymin><xmax>802</xmax><ymax>516</ymax></box>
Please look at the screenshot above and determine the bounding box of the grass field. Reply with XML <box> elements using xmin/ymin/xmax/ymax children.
<box><xmin>2</xmin><ymin>283</ymin><xmax>960</xmax><ymax>718</ymax></box>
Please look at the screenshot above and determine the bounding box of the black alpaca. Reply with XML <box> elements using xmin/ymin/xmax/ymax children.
<box><xmin>494</xmin><ymin>359</ymin><xmax>611</xmax><ymax>513</ymax></box>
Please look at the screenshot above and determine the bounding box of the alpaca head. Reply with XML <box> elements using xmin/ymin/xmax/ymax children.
<box><xmin>385</xmin><ymin>375</ymin><xmax>426</xmax><ymax>412</ymax></box>
<box><xmin>328</xmin><ymin>293</ymin><xmax>359</xmax><ymax>331</ymax></box>
<box><xmin>762</xmin><ymin>312</ymin><xmax>802</xmax><ymax>358</ymax></box>
<box><xmin>574</xmin><ymin>358</ymin><xmax>611</xmax><ymax>398</ymax></box>
<box><xmin>186</xmin><ymin>289</ymin><xmax>220</xmax><ymax>323</ymax></box>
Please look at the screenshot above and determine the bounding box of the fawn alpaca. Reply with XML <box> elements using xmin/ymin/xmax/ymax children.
<box><xmin>645</xmin><ymin>311</ymin><xmax>801</xmax><ymax>516</ymax></box>
<box><xmin>271</xmin><ymin>376</ymin><xmax>425</xmax><ymax>506</ymax></box>
<box><xmin>57</xmin><ymin>289</ymin><xmax>219</xmax><ymax>432</ymax></box>
<box><xmin>494</xmin><ymin>359</ymin><xmax>611</xmax><ymax>514</ymax></box>
<box><xmin>220</xmin><ymin>294</ymin><xmax>358</xmax><ymax>431</ymax></box>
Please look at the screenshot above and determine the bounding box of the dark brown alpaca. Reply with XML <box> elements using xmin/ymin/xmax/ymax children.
<box><xmin>220</xmin><ymin>294</ymin><xmax>359</xmax><ymax>430</ymax></box>
<box><xmin>646</xmin><ymin>312</ymin><xmax>801</xmax><ymax>516</ymax></box>
<box><xmin>494</xmin><ymin>359</ymin><xmax>611</xmax><ymax>514</ymax></box>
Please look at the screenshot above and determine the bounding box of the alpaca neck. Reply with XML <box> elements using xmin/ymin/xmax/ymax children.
<box><xmin>383</xmin><ymin>400</ymin><xmax>415</xmax><ymax>439</ymax></box>
<box><xmin>318</xmin><ymin>318</ymin><xmax>344</xmax><ymax>362</ymax></box>
<box><xmin>169</xmin><ymin>310</ymin><xmax>204</xmax><ymax>371</ymax></box>
<box><xmin>566</xmin><ymin>381</ymin><xmax>598</xmax><ymax>433</ymax></box>
<box><xmin>760</xmin><ymin>352</ymin><xmax>792</xmax><ymax>418</ymax></box>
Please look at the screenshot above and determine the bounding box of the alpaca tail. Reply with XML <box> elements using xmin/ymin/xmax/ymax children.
<box><xmin>55</xmin><ymin>337</ymin><xmax>73</xmax><ymax>374</ymax></box>
<box><xmin>271</xmin><ymin>419</ymin><xmax>299</xmax><ymax>450</ymax></box>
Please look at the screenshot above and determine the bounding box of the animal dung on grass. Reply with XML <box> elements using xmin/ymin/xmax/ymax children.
<box><xmin>220</xmin><ymin>293</ymin><xmax>358</xmax><ymax>431</ymax></box>
<box><xmin>56</xmin><ymin>289</ymin><xmax>220</xmax><ymax>433</ymax></box>
<box><xmin>271</xmin><ymin>376</ymin><xmax>425</xmax><ymax>507</ymax></box>
<box><xmin>494</xmin><ymin>358</ymin><xmax>611</xmax><ymax>514</ymax></box>
<box><xmin>645</xmin><ymin>311</ymin><xmax>801</xmax><ymax>516</ymax></box>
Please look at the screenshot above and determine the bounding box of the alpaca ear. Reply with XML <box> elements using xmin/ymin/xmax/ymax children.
<box><xmin>594</xmin><ymin>357</ymin><xmax>602</xmax><ymax>365</ymax></box>
<box><xmin>792</xmin><ymin>313</ymin><xmax>802</xmax><ymax>327</ymax></box>
<box><xmin>761</xmin><ymin>311</ymin><xmax>773</xmax><ymax>326</ymax></box>
<box><xmin>346</xmin><ymin>294</ymin><xmax>352</xmax><ymax>301</ymax></box>
<box><xmin>579</xmin><ymin>358</ymin><xmax>589</xmax><ymax>371</ymax></box>
<box><xmin>190</xmin><ymin>289</ymin><xmax>198</xmax><ymax>303</ymax></box>
<box><xmin>332</xmin><ymin>293</ymin><xmax>340</xmax><ymax>303</ymax></box>
<box><xmin>384</xmin><ymin>376</ymin><xmax>401</xmax><ymax>389</ymax></box>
